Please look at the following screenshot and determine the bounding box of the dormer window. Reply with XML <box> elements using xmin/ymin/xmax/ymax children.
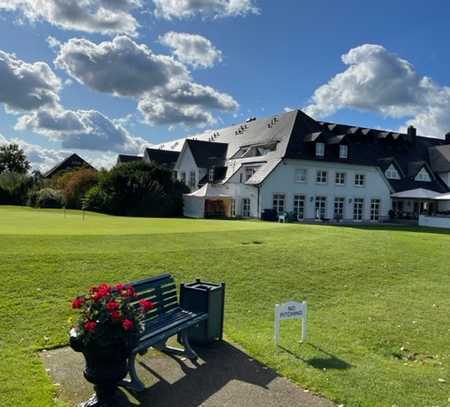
<box><xmin>339</xmin><ymin>145</ymin><xmax>348</xmax><ymax>159</ymax></box>
<box><xmin>385</xmin><ymin>164</ymin><xmax>401</xmax><ymax>180</ymax></box>
<box><xmin>315</xmin><ymin>142</ymin><xmax>325</xmax><ymax>157</ymax></box>
<box><xmin>415</xmin><ymin>167</ymin><xmax>431</xmax><ymax>182</ymax></box>
<box><xmin>208</xmin><ymin>168</ymin><xmax>215</xmax><ymax>182</ymax></box>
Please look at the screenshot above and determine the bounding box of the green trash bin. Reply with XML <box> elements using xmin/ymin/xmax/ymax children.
<box><xmin>180</xmin><ymin>279</ymin><xmax>225</xmax><ymax>345</ymax></box>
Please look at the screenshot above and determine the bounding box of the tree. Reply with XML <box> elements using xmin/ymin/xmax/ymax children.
<box><xmin>0</xmin><ymin>143</ymin><xmax>30</xmax><ymax>174</ymax></box>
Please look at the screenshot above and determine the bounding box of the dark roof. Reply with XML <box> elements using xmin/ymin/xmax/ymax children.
<box><xmin>44</xmin><ymin>153</ymin><xmax>96</xmax><ymax>178</ymax></box>
<box><xmin>144</xmin><ymin>148</ymin><xmax>179</xmax><ymax>168</ymax></box>
<box><xmin>185</xmin><ymin>139</ymin><xmax>228</xmax><ymax>168</ymax></box>
<box><xmin>116</xmin><ymin>154</ymin><xmax>143</xmax><ymax>165</ymax></box>
<box><xmin>285</xmin><ymin>112</ymin><xmax>450</xmax><ymax>193</ymax></box>
<box><xmin>429</xmin><ymin>145</ymin><xmax>450</xmax><ymax>173</ymax></box>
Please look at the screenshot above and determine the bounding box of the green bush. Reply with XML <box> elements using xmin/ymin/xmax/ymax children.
<box><xmin>82</xmin><ymin>185</ymin><xmax>111</xmax><ymax>213</ymax></box>
<box><xmin>33</xmin><ymin>188</ymin><xmax>64</xmax><ymax>208</ymax></box>
<box><xmin>0</xmin><ymin>172</ymin><xmax>32</xmax><ymax>204</ymax></box>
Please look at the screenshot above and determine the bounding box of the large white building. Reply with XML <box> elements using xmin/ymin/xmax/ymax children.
<box><xmin>125</xmin><ymin>109</ymin><xmax>450</xmax><ymax>222</ymax></box>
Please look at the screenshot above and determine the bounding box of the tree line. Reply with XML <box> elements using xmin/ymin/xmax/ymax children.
<box><xmin>0</xmin><ymin>143</ymin><xmax>188</xmax><ymax>217</ymax></box>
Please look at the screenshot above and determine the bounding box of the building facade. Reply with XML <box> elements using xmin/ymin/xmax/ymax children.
<box><xmin>145</xmin><ymin>109</ymin><xmax>450</xmax><ymax>222</ymax></box>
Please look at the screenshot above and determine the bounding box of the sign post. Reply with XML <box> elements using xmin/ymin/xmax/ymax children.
<box><xmin>274</xmin><ymin>301</ymin><xmax>307</xmax><ymax>346</ymax></box>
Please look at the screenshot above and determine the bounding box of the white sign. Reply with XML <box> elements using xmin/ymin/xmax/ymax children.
<box><xmin>274</xmin><ymin>301</ymin><xmax>307</xmax><ymax>345</ymax></box>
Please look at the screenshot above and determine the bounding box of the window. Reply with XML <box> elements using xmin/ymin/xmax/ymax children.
<box><xmin>315</xmin><ymin>142</ymin><xmax>325</xmax><ymax>157</ymax></box>
<box><xmin>273</xmin><ymin>193</ymin><xmax>286</xmax><ymax>214</ymax></box>
<box><xmin>316</xmin><ymin>170</ymin><xmax>328</xmax><ymax>184</ymax></box>
<box><xmin>334</xmin><ymin>197</ymin><xmax>345</xmax><ymax>220</ymax></box>
<box><xmin>189</xmin><ymin>171</ymin><xmax>196</xmax><ymax>188</ymax></box>
<box><xmin>353</xmin><ymin>198</ymin><xmax>364</xmax><ymax>221</ymax></box>
<box><xmin>370</xmin><ymin>199</ymin><xmax>381</xmax><ymax>222</ymax></box>
<box><xmin>230</xmin><ymin>199</ymin><xmax>236</xmax><ymax>217</ymax></box>
<box><xmin>293</xmin><ymin>194</ymin><xmax>306</xmax><ymax>220</ymax></box>
<box><xmin>335</xmin><ymin>172</ymin><xmax>346</xmax><ymax>185</ymax></box>
<box><xmin>180</xmin><ymin>172</ymin><xmax>186</xmax><ymax>184</ymax></box>
<box><xmin>339</xmin><ymin>145</ymin><xmax>348</xmax><ymax>159</ymax></box>
<box><xmin>354</xmin><ymin>173</ymin><xmax>365</xmax><ymax>187</ymax></box>
<box><xmin>385</xmin><ymin>164</ymin><xmax>400</xmax><ymax>180</ymax></box>
<box><xmin>415</xmin><ymin>167</ymin><xmax>431</xmax><ymax>182</ymax></box>
<box><xmin>242</xmin><ymin>198</ymin><xmax>251</xmax><ymax>217</ymax></box>
<box><xmin>208</xmin><ymin>168</ymin><xmax>215</xmax><ymax>182</ymax></box>
<box><xmin>315</xmin><ymin>196</ymin><xmax>327</xmax><ymax>219</ymax></box>
<box><xmin>295</xmin><ymin>168</ymin><xmax>307</xmax><ymax>183</ymax></box>
<box><xmin>245</xmin><ymin>167</ymin><xmax>256</xmax><ymax>181</ymax></box>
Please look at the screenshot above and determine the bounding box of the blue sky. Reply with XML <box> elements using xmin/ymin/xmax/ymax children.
<box><xmin>1</xmin><ymin>0</ymin><xmax>450</xmax><ymax>170</ymax></box>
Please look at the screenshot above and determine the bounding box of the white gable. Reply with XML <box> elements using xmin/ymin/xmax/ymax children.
<box><xmin>385</xmin><ymin>164</ymin><xmax>401</xmax><ymax>180</ymax></box>
<box><xmin>415</xmin><ymin>167</ymin><xmax>431</xmax><ymax>182</ymax></box>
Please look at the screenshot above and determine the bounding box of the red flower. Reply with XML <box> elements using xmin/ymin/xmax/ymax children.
<box><xmin>91</xmin><ymin>284</ymin><xmax>111</xmax><ymax>302</ymax></box>
<box><xmin>106</xmin><ymin>300</ymin><xmax>120</xmax><ymax>311</ymax></box>
<box><xmin>111</xmin><ymin>311</ymin><xmax>122</xmax><ymax>321</ymax></box>
<box><xmin>122</xmin><ymin>319</ymin><xmax>134</xmax><ymax>331</ymax></box>
<box><xmin>84</xmin><ymin>321</ymin><xmax>97</xmax><ymax>332</ymax></box>
<box><xmin>139</xmin><ymin>299</ymin><xmax>156</xmax><ymax>311</ymax></box>
<box><xmin>124</xmin><ymin>286</ymin><xmax>136</xmax><ymax>298</ymax></box>
<box><xmin>115</xmin><ymin>283</ymin><xmax>125</xmax><ymax>291</ymax></box>
<box><xmin>71</xmin><ymin>296</ymin><xmax>85</xmax><ymax>309</ymax></box>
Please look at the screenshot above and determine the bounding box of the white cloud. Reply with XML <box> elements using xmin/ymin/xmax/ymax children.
<box><xmin>153</xmin><ymin>0</ymin><xmax>258</xmax><ymax>20</ymax></box>
<box><xmin>55</xmin><ymin>35</ymin><xmax>189</xmax><ymax>97</ymax></box>
<box><xmin>159</xmin><ymin>31</ymin><xmax>222</xmax><ymax>69</ymax></box>
<box><xmin>16</xmin><ymin>108</ymin><xmax>149</xmax><ymax>153</ymax></box>
<box><xmin>0</xmin><ymin>0</ymin><xmax>140</xmax><ymax>36</ymax></box>
<box><xmin>305</xmin><ymin>44</ymin><xmax>450</xmax><ymax>138</ymax></box>
<box><xmin>0</xmin><ymin>50</ymin><xmax>61</xmax><ymax>112</ymax></box>
<box><xmin>55</xmin><ymin>35</ymin><xmax>238</xmax><ymax>127</ymax></box>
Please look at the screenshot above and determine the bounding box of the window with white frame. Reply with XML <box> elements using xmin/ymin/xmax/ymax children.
<box><xmin>208</xmin><ymin>168</ymin><xmax>215</xmax><ymax>182</ymax></box>
<box><xmin>370</xmin><ymin>199</ymin><xmax>381</xmax><ymax>221</ymax></box>
<box><xmin>385</xmin><ymin>164</ymin><xmax>400</xmax><ymax>180</ymax></box>
<box><xmin>295</xmin><ymin>168</ymin><xmax>307</xmax><ymax>183</ymax></box>
<box><xmin>339</xmin><ymin>145</ymin><xmax>348</xmax><ymax>159</ymax></box>
<box><xmin>189</xmin><ymin>171</ymin><xmax>196</xmax><ymax>188</ymax></box>
<box><xmin>335</xmin><ymin>172</ymin><xmax>346</xmax><ymax>185</ymax></box>
<box><xmin>180</xmin><ymin>172</ymin><xmax>186</xmax><ymax>184</ymax></box>
<box><xmin>415</xmin><ymin>167</ymin><xmax>431</xmax><ymax>182</ymax></box>
<box><xmin>316</xmin><ymin>170</ymin><xmax>328</xmax><ymax>184</ymax></box>
<box><xmin>273</xmin><ymin>193</ymin><xmax>286</xmax><ymax>214</ymax></box>
<box><xmin>353</xmin><ymin>198</ymin><xmax>364</xmax><ymax>221</ymax></box>
<box><xmin>315</xmin><ymin>142</ymin><xmax>325</xmax><ymax>157</ymax></box>
<box><xmin>354</xmin><ymin>173</ymin><xmax>365</xmax><ymax>187</ymax></box>
<box><xmin>245</xmin><ymin>167</ymin><xmax>256</xmax><ymax>181</ymax></box>
<box><xmin>315</xmin><ymin>196</ymin><xmax>327</xmax><ymax>219</ymax></box>
<box><xmin>334</xmin><ymin>197</ymin><xmax>345</xmax><ymax>219</ymax></box>
<box><xmin>293</xmin><ymin>194</ymin><xmax>306</xmax><ymax>220</ymax></box>
<box><xmin>242</xmin><ymin>198</ymin><xmax>251</xmax><ymax>217</ymax></box>
<box><xmin>230</xmin><ymin>199</ymin><xmax>236</xmax><ymax>217</ymax></box>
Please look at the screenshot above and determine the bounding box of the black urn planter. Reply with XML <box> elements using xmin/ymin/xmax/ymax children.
<box><xmin>70</xmin><ymin>332</ymin><xmax>130</xmax><ymax>407</ymax></box>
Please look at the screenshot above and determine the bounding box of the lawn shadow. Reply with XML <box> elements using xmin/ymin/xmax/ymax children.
<box><xmin>278</xmin><ymin>343</ymin><xmax>352</xmax><ymax>370</ymax></box>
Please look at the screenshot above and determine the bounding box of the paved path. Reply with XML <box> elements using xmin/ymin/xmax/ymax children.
<box><xmin>41</xmin><ymin>341</ymin><xmax>335</xmax><ymax>407</ymax></box>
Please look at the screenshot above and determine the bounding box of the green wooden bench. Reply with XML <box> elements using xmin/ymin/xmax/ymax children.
<box><xmin>120</xmin><ymin>273</ymin><xmax>208</xmax><ymax>392</ymax></box>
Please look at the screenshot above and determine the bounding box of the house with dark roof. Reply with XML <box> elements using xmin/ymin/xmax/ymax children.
<box><xmin>152</xmin><ymin>109</ymin><xmax>450</xmax><ymax>221</ymax></box>
<box><xmin>116</xmin><ymin>154</ymin><xmax>143</xmax><ymax>166</ymax></box>
<box><xmin>44</xmin><ymin>153</ymin><xmax>96</xmax><ymax>179</ymax></box>
<box><xmin>144</xmin><ymin>148</ymin><xmax>180</xmax><ymax>169</ymax></box>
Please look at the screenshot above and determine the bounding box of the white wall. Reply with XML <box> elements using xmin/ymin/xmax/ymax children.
<box><xmin>259</xmin><ymin>159</ymin><xmax>392</xmax><ymax>221</ymax></box>
<box><xmin>419</xmin><ymin>214</ymin><xmax>450</xmax><ymax>229</ymax></box>
<box><xmin>174</xmin><ymin>146</ymin><xmax>200</xmax><ymax>191</ymax></box>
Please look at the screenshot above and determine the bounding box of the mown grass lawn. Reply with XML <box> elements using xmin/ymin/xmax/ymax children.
<box><xmin>1</xmin><ymin>205</ymin><xmax>449</xmax><ymax>407</ymax></box>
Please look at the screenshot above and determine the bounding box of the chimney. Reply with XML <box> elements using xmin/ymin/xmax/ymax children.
<box><xmin>445</xmin><ymin>132</ymin><xmax>450</xmax><ymax>144</ymax></box>
<box><xmin>407</xmin><ymin>125</ymin><xmax>417</xmax><ymax>144</ymax></box>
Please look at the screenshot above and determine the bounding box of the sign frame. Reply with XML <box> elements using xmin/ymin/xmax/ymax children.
<box><xmin>274</xmin><ymin>300</ymin><xmax>307</xmax><ymax>345</ymax></box>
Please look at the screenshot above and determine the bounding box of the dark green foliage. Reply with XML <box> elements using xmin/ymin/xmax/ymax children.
<box><xmin>30</xmin><ymin>188</ymin><xmax>64</xmax><ymax>208</ymax></box>
<box><xmin>84</xmin><ymin>161</ymin><xmax>188</xmax><ymax>217</ymax></box>
<box><xmin>0</xmin><ymin>143</ymin><xmax>30</xmax><ymax>174</ymax></box>
<box><xmin>0</xmin><ymin>172</ymin><xmax>32</xmax><ymax>204</ymax></box>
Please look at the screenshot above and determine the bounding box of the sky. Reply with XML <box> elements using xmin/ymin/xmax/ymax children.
<box><xmin>1</xmin><ymin>0</ymin><xmax>450</xmax><ymax>171</ymax></box>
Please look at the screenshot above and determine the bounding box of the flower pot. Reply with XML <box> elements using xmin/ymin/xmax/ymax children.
<box><xmin>70</xmin><ymin>333</ymin><xmax>130</xmax><ymax>407</ymax></box>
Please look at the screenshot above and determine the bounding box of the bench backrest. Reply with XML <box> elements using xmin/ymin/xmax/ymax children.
<box><xmin>129</xmin><ymin>274</ymin><xmax>179</xmax><ymax>325</ymax></box>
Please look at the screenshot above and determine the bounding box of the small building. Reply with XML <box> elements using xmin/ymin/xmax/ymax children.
<box><xmin>44</xmin><ymin>153</ymin><xmax>96</xmax><ymax>179</ymax></box>
<box><xmin>143</xmin><ymin>148</ymin><xmax>180</xmax><ymax>170</ymax></box>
